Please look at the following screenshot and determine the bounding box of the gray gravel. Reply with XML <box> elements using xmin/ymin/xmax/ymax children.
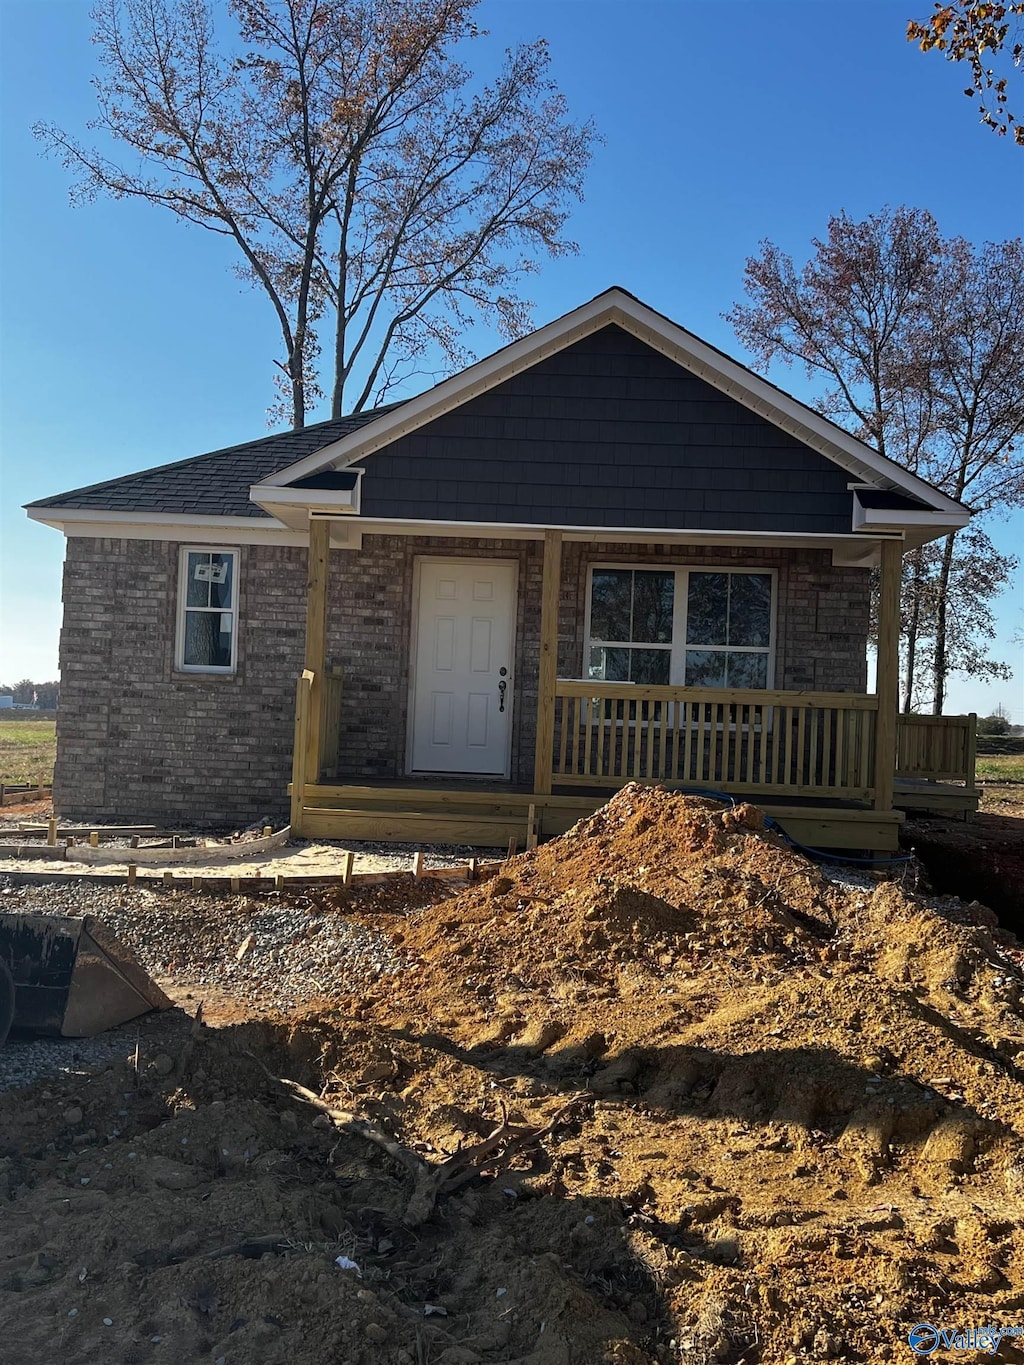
<box><xmin>0</xmin><ymin>874</ymin><xmax>416</xmax><ymax>1091</ymax></box>
<box><xmin>0</xmin><ymin>1027</ymin><xmax>143</xmax><ymax>1093</ymax></box>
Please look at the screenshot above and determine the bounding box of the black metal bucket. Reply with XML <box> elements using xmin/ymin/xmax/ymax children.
<box><xmin>0</xmin><ymin>914</ymin><xmax>172</xmax><ymax>1038</ymax></box>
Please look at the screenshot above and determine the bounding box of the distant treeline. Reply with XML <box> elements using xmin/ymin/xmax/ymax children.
<box><xmin>0</xmin><ymin>680</ymin><xmax>59</xmax><ymax>708</ymax></box>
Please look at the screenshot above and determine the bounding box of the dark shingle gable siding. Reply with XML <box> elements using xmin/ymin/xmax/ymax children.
<box><xmin>356</xmin><ymin>326</ymin><xmax>854</xmax><ymax>533</ymax></box>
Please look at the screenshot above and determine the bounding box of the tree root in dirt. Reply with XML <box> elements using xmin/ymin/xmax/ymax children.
<box><xmin>270</xmin><ymin>1067</ymin><xmax>589</xmax><ymax>1225</ymax></box>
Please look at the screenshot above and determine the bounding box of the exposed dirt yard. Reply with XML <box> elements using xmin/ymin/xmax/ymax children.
<box><xmin>0</xmin><ymin>720</ymin><xmax>55</xmax><ymax>787</ymax></box>
<box><xmin>2</xmin><ymin>786</ymin><xmax>1024</xmax><ymax>1364</ymax></box>
<box><xmin>979</xmin><ymin>782</ymin><xmax>1024</xmax><ymax>820</ymax></box>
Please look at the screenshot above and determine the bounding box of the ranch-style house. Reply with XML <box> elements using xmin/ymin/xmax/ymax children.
<box><xmin>27</xmin><ymin>288</ymin><xmax>978</xmax><ymax>854</ymax></box>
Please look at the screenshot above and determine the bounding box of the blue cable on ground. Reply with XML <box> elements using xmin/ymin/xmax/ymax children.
<box><xmin>682</xmin><ymin>787</ymin><xmax>914</xmax><ymax>866</ymax></box>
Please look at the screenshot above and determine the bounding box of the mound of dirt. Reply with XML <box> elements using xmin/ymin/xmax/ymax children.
<box><xmin>3</xmin><ymin>784</ymin><xmax>1024</xmax><ymax>1364</ymax></box>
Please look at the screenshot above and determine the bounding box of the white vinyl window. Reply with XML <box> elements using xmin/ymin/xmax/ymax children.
<box><xmin>585</xmin><ymin>566</ymin><xmax>775</xmax><ymax>688</ymax></box>
<box><xmin>176</xmin><ymin>547</ymin><xmax>239</xmax><ymax>673</ymax></box>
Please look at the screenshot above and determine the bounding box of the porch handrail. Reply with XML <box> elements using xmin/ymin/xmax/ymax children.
<box><xmin>550</xmin><ymin>680</ymin><xmax>879</xmax><ymax>801</ymax></box>
<box><xmin>554</xmin><ymin>681</ymin><xmax>880</xmax><ymax>710</ymax></box>
<box><xmin>896</xmin><ymin>712</ymin><xmax>976</xmax><ymax>784</ymax></box>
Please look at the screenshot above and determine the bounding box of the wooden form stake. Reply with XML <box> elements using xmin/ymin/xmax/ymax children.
<box><xmin>89</xmin><ymin>831</ymin><xmax>99</xmax><ymax>848</ymax></box>
<box><xmin>533</xmin><ymin>529</ymin><xmax>563</xmax><ymax>796</ymax></box>
<box><xmin>412</xmin><ymin>850</ymin><xmax>425</xmax><ymax>879</ymax></box>
<box><xmin>46</xmin><ymin>818</ymin><xmax>57</xmax><ymax>847</ymax></box>
<box><xmin>127</xmin><ymin>864</ymin><xmax>137</xmax><ymax>886</ymax></box>
<box><xmin>342</xmin><ymin>850</ymin><xmax>354</xmax><ymax>886</ymax></box>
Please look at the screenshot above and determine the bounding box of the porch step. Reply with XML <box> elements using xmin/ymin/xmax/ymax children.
<box><xmin>300</xmin><ymin>807</ymin><xmax>534</xmax><ymax>849</ymax></box>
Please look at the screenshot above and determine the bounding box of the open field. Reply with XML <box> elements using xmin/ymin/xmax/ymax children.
<box><xmin>0</xmin><ymin>720</ymin><xmax>56</xmax><ymax>786</ymax></box>
<box><xmin>977</xmin><ymin>753</ymin><xmax>1024</xmax><ymax>783</ymax></box>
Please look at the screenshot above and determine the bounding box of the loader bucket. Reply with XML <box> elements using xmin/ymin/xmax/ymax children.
<box><xmin>0</xmin><ymin>913</ymin><xmax>172</xmax><ymax>1038</ymax></box>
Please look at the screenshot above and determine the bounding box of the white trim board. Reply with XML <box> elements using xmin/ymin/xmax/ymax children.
<box><xmin>27</xmin><ymin>505</ymin><xmax>922</xmax><ymax>562</ymax></box>
<box><xmin>249</xmin><ymin>287</ymin><xmax>968</xmax><ymax>520</ymax></box>
<box><xmin>25</xmin><ymin>508</ymin><xmax>361</xmax><ymax>548</ymax></box>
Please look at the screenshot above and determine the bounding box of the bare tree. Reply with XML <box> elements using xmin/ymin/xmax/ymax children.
<box><xmin>35</xmin><ymin>0</ymin><xmax>596</xmax><ymax>428</ymax></box>
<box><xmin>726</xmin><ymin>209</ymin><xmax>1024</xmax><ymax>713</ymax></box>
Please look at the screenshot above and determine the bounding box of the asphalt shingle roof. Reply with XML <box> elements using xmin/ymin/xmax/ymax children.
<box><xmin>26</xmin><ymin>405</ymin><xmax>402</xmax><ymax>519</ymax></box>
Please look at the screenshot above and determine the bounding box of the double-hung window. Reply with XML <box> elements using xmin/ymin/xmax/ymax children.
<box><xmin>176</xmin><ymin>547</ymin><xmax>239</xmax><ymax>673</ymax></box>
<box><xmin>586</xmin><ymin>567</ymin><xmax>774</xmax><ymax>688</ymax></box>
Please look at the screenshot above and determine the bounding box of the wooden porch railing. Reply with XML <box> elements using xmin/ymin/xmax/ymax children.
<box><xmin>550</xmin><ymin>682</ymin><xmax>880</xmax><ymax>801</ymax></box>
<box><xmin>896</xmin><ymin>712</ymin><xmax>976</xmax><ymax>784</ymax></box>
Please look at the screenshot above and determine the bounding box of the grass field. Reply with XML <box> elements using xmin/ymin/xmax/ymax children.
<box><xmin>0</xmin><ymin>720</ymin><xmax>56</xmax><ymax>786</ymax></box>
<box><xmin>976</xmin><ymin>753</ymin><xmax>1024</xmax><ymax>783</ymax></box>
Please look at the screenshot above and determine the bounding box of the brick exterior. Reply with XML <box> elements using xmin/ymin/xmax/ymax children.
<box><xmin>54</xmin><ymin>534</ymin><xmax>869</xmax><ymax>825</ymax></box>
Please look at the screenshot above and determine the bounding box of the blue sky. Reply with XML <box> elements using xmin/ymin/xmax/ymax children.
<box><xmin>1</xmin><ymin>0</ymin><xmax>1021</xmax><ymax>714</ymax></box>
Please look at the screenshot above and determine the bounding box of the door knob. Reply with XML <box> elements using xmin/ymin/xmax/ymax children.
<box><xmin>498</xmin><ymin>679</ymin><xmax>507</xmax><ymax>712</ymax></box>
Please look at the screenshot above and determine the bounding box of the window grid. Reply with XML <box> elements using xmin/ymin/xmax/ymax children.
<box><xmin>584</xmin><ymin>565</ymin><xmax>776</xmax><ymax>690</ymax></box>
<box><xmin>175</xmin><ymin>547</ymin><xmax>239</xmax><ymax>674</ymax></box>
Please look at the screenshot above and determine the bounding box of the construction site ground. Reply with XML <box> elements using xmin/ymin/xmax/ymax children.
<box><xmin>2</xmin><ymin>785</ymin><xmax>1024</xmax><ymax>1365</ymax></box>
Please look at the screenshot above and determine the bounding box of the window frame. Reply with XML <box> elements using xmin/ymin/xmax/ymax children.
<box><xmin>175</xmin><ymin>545</ymin><xmax>240</xmax><ymax>675</ymax></box>
<box><xmin>583</xmin><ymin>563</ymin><xmax>777</xmax><ymax>690</ymax></box>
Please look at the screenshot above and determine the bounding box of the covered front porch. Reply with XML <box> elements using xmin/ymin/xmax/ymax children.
<box><xmin>287</xmin><ymin>523</ymin><xmax>978</xmax><ymax>854</ymax></box>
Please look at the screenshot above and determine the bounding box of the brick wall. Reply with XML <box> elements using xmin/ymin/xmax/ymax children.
<box><xmin>54</xmin><ymin>535</ymin><xmax>869</xmax><ymax>824</ymax></box>
<box><xmin>56</xmin><ymin>538</ymin><xmax>306</xmax><ymax>826</ymax></box>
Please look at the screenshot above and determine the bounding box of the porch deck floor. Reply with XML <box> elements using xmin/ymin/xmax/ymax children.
<box><xmin>321</xmin><ymin>774</ymin><xmax>973</xmax><ymax>814</ymax></box>
<box><xmin>296</xmin><ymin>776</ymin><xmax>922</xmax><ymax>852</ymax></box>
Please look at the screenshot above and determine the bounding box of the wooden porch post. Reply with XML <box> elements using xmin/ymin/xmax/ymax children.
<box><xmin>533</xmin><ymin>529</ymin><xmax>563</xmax><ymax>796</ymax></box>
<box><xmin>873</xmin><ymin>537</ymin><xmax>902</xmax><ymax>814</ymax></box>
<box><xmin>303</xmin><ymin>517</ymin><xmax>331</xmax><ymax>785</ymax></box>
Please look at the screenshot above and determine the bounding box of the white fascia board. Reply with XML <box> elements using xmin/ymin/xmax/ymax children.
<box><xmin>249</xmin><ymin>483</ymin><xmax>362</xmax><ymax>529</ymax></box>
<box><xmin>852</xmin><ymin>498</ymin><xmax>970</xmax><ymax>533</ymax></box>
<box><xmin>249</xmin><ymin>288</ymin><xmax>967</xmax><ymax>520</ymax></box>
<box><xmin>26</xmin><ymin>507</ymin><xmax>309</xmax><ymax>546</ymax></box>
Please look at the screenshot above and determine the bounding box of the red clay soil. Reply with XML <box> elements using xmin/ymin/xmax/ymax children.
<box><xmin>2</xmin><ymin>785</ymin><xmax>1024</xmax><ymax>1364</ymax></box>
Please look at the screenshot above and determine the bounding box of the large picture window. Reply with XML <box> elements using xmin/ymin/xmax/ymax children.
<box><xmin>586</xmin><ymin>566</ymin><xmax>774</xmax><ymax>688</ymax></box>
<box><xmin>176</xmin><ymin>548</ymin><xmax>238</xmax><ymax>673</ymax></box>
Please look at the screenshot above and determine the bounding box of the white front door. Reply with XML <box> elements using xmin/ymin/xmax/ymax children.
<box><xmin>409</xmin><ymin>559</ymin><xmax>517</xmax><ymax>775</ymax></box>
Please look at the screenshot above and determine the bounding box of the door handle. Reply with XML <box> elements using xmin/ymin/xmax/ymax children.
<box><xmin>498</xmin><ymin>679</ymin><xmax>507</xmax><ymax>712</ymax></box>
